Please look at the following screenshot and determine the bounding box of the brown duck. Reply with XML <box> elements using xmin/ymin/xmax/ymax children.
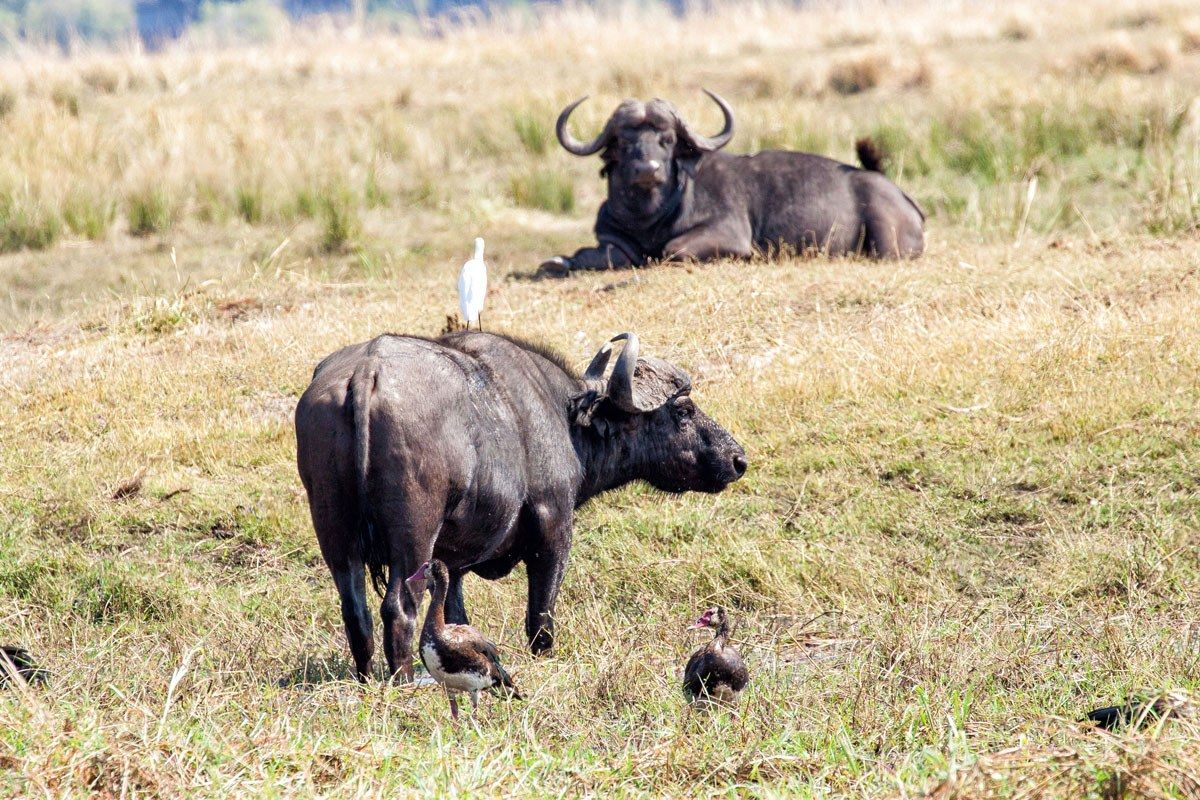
<box><xmin>683</xmin><ymin>606</ymin><xmax>748</xmax><ymax>707</ymax></box>
<box><xmin>407</xmin><ymin>560</ymin><xmax>521</xmax><ymax>720</ymax></box>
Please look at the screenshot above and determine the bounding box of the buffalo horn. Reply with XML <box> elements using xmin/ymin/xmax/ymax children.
<box><xmin>556</xmin><ymin>96</ymin><xmax>613</xmax><ymax>157</ymax></box>
<box><xmin>583</xmin><ymin>333</ymin><xmax>625</xmax><ymax>380</ymax></box>
<box><xmin>678</xmin><ymin>89</ymin><xmax>735</xmax><ymax>152</ymax></box>
<box><xmin>607</xmin><ymin>332</ymin><xmax>640</xmax><ymax>412</ymax></box>
<box><xmin>608</xmin><ymin>333</ymin><xmax>693</xmax><ymax>413</ymax></box>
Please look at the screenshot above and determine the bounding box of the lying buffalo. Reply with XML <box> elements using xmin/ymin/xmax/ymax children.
<box><xmin>538</xmin><ymin>91</ymin><xmax>924</xmax><ymax>275</ymax></box>
<box><xmin>296</xmin><ymin>331</ymin><xmax>746</xmax><ymax>681</ymax></box>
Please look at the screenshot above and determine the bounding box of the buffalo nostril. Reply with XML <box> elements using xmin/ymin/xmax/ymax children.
<box><xmin>733</xmin><ymin>455</ymin><xmax>747</xmax><ymax>476</ymax></box>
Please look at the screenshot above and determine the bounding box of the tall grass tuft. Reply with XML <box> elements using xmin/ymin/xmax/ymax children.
<box><xmin>318</xmin><ymin>185</ymin><xmax>362</xmax><ymax>252</ymax></box>
<box><xmin>509</xmin><ymin>169</ymin><xmax>575</xmax><ymax>214</ymax></box>
<box><xmin>364</xmin><ymin>162</ymin><xmax>388</xmax><ymax>209</ymax></box>
<box><xmin>827</xmin><ymin>52</ymin><xmax>888</xmax><ymax>94</ymax></box>
<box><xmin>126</xmin><ymin>187</ymin><xmax>174</xmax><ymax>237</ymax></box>
<box><xmin>50</xmin><ymin>84</ymin><xmax>80</xmax><ymax>116</ymax></box>
<box><xmin>63</xmin><ymin>191</ymin><xmax>116</xmax><ymax>240</ymax></box>
<box><xmin>512</xmin><ymin>108</ymin><xmax>550</xmax><ymax>154</ymax></box>
<box><xmin>0</xmin><ymin>192</ymin><xmax>62</xmax><ymax>252</ymax></box>
<box><xmin>1073</xmin><ymin>34</ymin><xmax>1176</xmax><ymax>75</ymax></box>
<box><xmin>290</xmin><ymin>187</ymin><xmax>318</xmax><ymax>220</ymax></box>
<box><xmin>235</xmin><ymin>184</ymin><xmax>265</xmax><ymax>224</ymax></box>
<box><xmin>1182</xmin><ymin>18</ymin><xmax>1200</xmax><ymax>52</ymax></box>
<box><xmin>81</xmin><ymin>64</ymin><xmax>123</xmax><ymax>95</ymax></box>
<box><xmin>196</xmin><ymin>184</ymin><xmax>232</xmax><ymax>224</ymax></box>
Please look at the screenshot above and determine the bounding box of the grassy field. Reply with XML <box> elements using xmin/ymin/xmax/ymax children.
<box><xmin>2</xmin><ymin>0</ymin><xmax>1200</xmax><ymax>796</ymax></box>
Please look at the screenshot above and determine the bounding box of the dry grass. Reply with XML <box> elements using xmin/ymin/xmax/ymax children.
<box><xmin>1181</xmin><ymin>17</ymin><xmax>1200</xmax><ymax>53</ymax></box>
<box><xmin>1072</xmin><ymin>32</ymin><xmax>1179</xmax><ymax>75</ymax></box>
<box><xmin>826</xmin><ymin>51</ymin><xmax>889</xmax><ymax>94</ymax></box>
<box><xmin>999</xmin><ymin>11</ymin><xmax>1039</xmax><ymax>41</ymax></box>
<box><xmin>2</xmin><ymin>0</ymin><xmax>1200</xmax><ymax>796</ymax></box>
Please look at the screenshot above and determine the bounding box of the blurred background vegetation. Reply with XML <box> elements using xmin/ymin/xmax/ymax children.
<box><xmin>0</xmin><ymin>0</ymin><xmax>611</xmax><ymax>49</ymax></box>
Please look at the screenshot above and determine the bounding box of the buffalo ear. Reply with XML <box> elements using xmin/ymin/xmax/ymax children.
<box><xmin>568</xmin><ymin>389</ymin><xmax>605</xmax><ymax>427</ymax></box>
<box><xmin>673</xmin><ymin>129</ymin><xmax>703</xmax><ymax>179</ymax></box>
<box><xmin>599</xmin><ymin>146</ymin><xmax>618</xmax><ymax>179</ymax></box>
<box><xmin>677</xmin><ymin>155</ymin><xmax>700</xmax><ymax>179</ymax></box>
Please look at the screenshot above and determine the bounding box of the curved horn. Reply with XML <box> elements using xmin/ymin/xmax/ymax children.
<box><xmin>583</xmin><ymin>333</ymin><xmax>625</xmax><ymax>380</ymax></box>
<box><xmin>678</xmin><ymin>89</ymin><xmax>735</xmax><ymax>152</ymax></box>
<box><xmin>607</xmin><ymin>333</ymin><xmax>693</xmax><ymax>412</ymax></box>
<box><xmin>607</xmin><ymin>332</ymin><xmax>640</xmax><ymax>412</ymax></box>
<box><xmin>556</xmin><ymin>96</ymin><xmax>612</xmax><ymax>157</ymax></box>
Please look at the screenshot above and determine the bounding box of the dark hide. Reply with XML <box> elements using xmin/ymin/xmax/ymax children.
<box><xmin>295</xmin><ymin>331</ymin><xmax>746</xmax><ymax>682</ymax></box>
<box><xmin>540</xmin><ymin>92</ymin><xmax>925</xmax><ymax>275</ymax></box>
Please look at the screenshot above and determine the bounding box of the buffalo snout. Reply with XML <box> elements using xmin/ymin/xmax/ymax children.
<box><xmin>699</xmin><ymin>423</ymin><xmax>747</xmax><ymax>492</ymax></box>
<box><xmin>631</xmin><ymin>159</ymin><xmax>666</xmax><ymax>188</ymax></box>
<box><xmin>716</xmin><ymin>442</ymin><xmax>748</xmax><ymax>488</ymax></box>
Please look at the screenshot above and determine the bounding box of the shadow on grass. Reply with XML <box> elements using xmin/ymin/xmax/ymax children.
<box><xmin>277</xmin><ymin>652</ymin><xmax>358</xmax><ymax>688</ymax></box>
<box><xmin>277</xmin><ymin>652</ymin><xmax>436</xmax><ymax>689</ymax></box>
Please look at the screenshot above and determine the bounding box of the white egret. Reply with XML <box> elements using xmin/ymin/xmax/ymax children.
<box><xmin>457</xmin><ymin>237</ymin><xmax>487</xmax><ymax>330</ymax></box>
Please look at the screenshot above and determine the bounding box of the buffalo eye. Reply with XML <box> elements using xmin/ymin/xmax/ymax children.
<box><xmin>672</xmin><ymin>396</ymin><xmax>696</xmax><ymax>421</ymax></box>
<box><xmin>660</xmin><ymin>132</ymin><xmax>675</xmax><ymax>146</ymax></box>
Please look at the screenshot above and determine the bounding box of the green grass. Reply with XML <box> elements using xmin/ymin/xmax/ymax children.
<box><xmin>512</xmin><ymin>107</ymin><xmax>551</xmax><ymax>155</ymax></box>
<box><xmin>0</xmin><ymin>193</ymin><xmax>62</xmax><ymax>252</ymax></box>
<box><xmin>62</xmin><ymin>191</ymin><xmax>116</xmax><ymax>240</ymax></box>
<box><xmin>125</xmin><ymin>186</ymin><xmax>174</xmax><ymax>237</ymax></box>
<box><xmin>2</xmin><ymin>236</ymin><xmax>1199</xmax><ymax>796</ymax></box>
<box><xmin>236</xmin><ymin>183</ymin><xmax>266</xmax><ymax>225</ymax></box>
<box><xmin>318</xmin><ymin>185</ymin><xmax>363</xmax><ymax>252</ymax></box>
<box><xmin>509</xmin><ymin>168</ymin><xmax>575</xmax><ymax>214</ymax></box>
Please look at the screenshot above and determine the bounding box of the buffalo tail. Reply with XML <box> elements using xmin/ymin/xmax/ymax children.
<box><xmin>855</xmin><ymin>137</ymin><xmax>887</xmax><ymax>174</ymax></box>
<box><xmin>350</xmin><ymin>360</ymin><xmax>389</xmax><ymax>596</ymax></box>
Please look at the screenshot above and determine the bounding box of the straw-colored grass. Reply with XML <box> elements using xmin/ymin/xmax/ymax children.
<box><xmin>2</xmin><ymin>0</ymin><xmax>1200</xmax><ymax>796</ymax></box>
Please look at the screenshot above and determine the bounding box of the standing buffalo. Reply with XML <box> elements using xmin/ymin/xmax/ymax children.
<box><xmin>538</xmin><ymin>91</ymin><xmax>924</xmax><ymax>276</ymax></box>
<box><xmin>296</xmin><ymin>331</ymin><xmax>746</xmax><ymax>682</ymax></box>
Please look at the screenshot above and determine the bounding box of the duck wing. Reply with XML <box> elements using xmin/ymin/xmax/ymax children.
<box><xmin>480</xmin><ymin>639</ymin><xmax>522</xmax><ymax>700</ymax></box>
<box><xmin>444</xmin><ymin>625</ymin><xmax>522</xmax><ymax>700</ymax></box>
<box><xmin>684</xmin><ymin>642</ymin><xmax>749</xmax><ymax>701</ymax></box>
<box><xmin>720</xmin><ymin>645</ymin><xmax>750</xmax><ymax>693</ymax></box>
<box><xmin>683</xmin><ymin>644</ymin><xmax>710</xmax><ymax>701</ymax></box>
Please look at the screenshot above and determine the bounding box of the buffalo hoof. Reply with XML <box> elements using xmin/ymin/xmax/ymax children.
<box><xmin>536</xmin><ymin>256</ymin><xmax>572</xmax><ymax>279</ymax></box>
<box><xmin>528</xmin><ymin>629</ymin><xmax>555</xmax><ymax>655</ymax></box>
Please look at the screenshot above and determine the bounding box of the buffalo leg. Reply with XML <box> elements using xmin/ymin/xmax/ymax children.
<box><xmin>524</xmin><ymin>512</ymin><xmax>572</xmax><ymax>654</ymax></box>
<box><xmin>864</xmin><ymin>212</ymin><xmax>924</xmax><ymax>259</ymax></box>
<box><xmin>380</xmin><ymin>560</ymin><xmax>423</xmax><ymax>683</ymax></box>
<box><xmin>663</xmin><ymin>229</ymin><xmax>753</xmax><ymax>263</ymax></box>
<box><xmin>525</xmin><ymin>553</ymin><xmax>565</xmax><ymax>654</ymax></box>
<box><xmin>538</xmin><ymin>243</ymin><xmax>635</xmax><ymax>277</ymax></box>
<box><xmin>444</xmin><ymin>569</ymin><xmax>470</xmax><ymax>625</ymax></box>
<box><xmin>376</xmin><ymin>493</ymin><xmax>440</xmax><ymax>682</ymax></box>
<box><xmin>331</xmin><ymin>562</ymin><xmax>374</xmax><ymax>682</ymax></box>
